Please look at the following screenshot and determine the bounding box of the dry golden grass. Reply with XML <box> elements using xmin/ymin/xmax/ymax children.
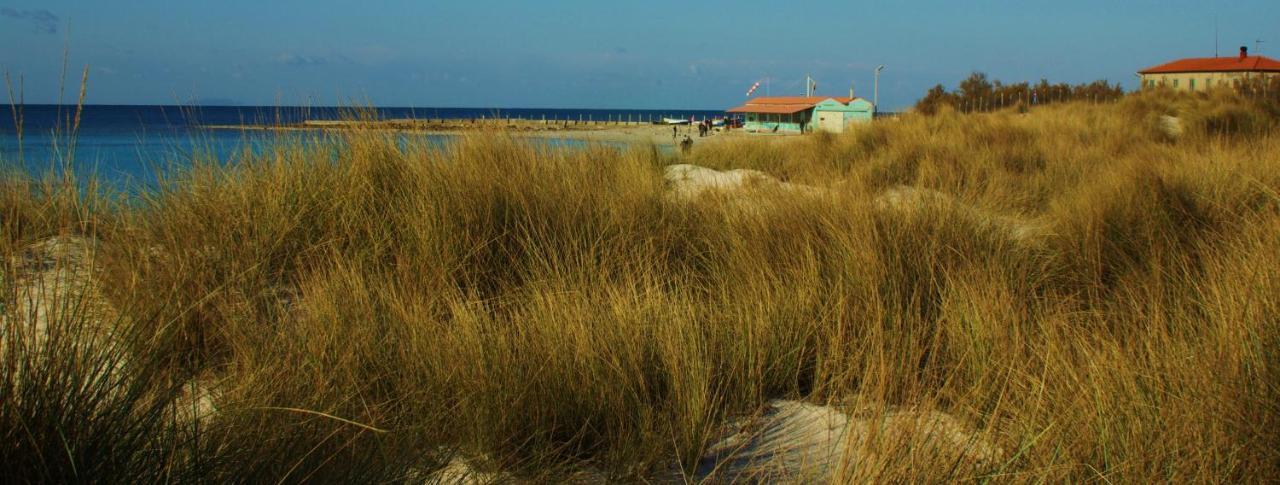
<box><xmin>2</xmin><ymin>89</ymin><xmax>1279</xmax><ymax>482</ymax></box>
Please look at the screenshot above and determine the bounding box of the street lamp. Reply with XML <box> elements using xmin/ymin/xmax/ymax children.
<box><xmin>874</xmin><ymin>65</ymin><xmax>886</xmax><ymax>115</ymax></box>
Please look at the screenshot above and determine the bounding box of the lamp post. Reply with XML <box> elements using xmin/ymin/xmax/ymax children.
<box><xmin>874</xmin><ymin>65</ymin><xmax>886</xmax><ymax>115</ymax></box>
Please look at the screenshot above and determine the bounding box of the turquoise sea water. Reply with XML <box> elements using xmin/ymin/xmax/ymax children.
<box><xmin>1</xmin><ymin>105</ymin><xmax>723</xmax><ymax>192</ymax></box>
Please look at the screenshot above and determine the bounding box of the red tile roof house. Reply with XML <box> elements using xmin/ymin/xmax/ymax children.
<box><xmin>1139</xmin><ymin>46</ymin><xmax>1280</xmax><ymax>92</ymax></box>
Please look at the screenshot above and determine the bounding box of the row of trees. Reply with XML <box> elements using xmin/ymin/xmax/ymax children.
<box><xmin>915</xmin><ymin>73</ymin><xmax>1125</xmax><ymax>115</ymax></box>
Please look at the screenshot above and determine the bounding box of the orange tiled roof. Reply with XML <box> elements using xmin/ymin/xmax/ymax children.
<box><xmin>745</xmin><ymin>96</ymin><xmax>855</xmax><ymax>104</ymax></box>
<box><xmin>1139</xmin><ymin>55</ymin><xmax>1280</xmax><ymax>74</ymax></box>
<box><xmin>726</xmin><ymin>96</ymin><xmax>859</xmax><ymax>114</ymax></box>
<box><xmin>727</xmin><ymin>104</ymin><xmax>814</xmax><ymax>114</ymax></box>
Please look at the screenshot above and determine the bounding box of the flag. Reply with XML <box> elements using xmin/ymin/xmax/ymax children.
<box><xmin>746</xmin><ymin>80</ymin><xmax>762</xmax><ymax>97</ymax></box>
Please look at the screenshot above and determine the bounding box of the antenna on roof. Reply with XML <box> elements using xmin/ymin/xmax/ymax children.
<box><xmin>1214</xmin><ymin>14</ymin><xmax>1219</xmax><ymax>57</ymax></box>
<box><xmin>1257</xmin><ymin>39</ymin><xmax>1267</xmax><ymax>54</ymax></box>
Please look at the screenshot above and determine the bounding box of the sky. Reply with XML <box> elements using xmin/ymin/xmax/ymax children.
<box><xmin>0</xmin><ymin>1</ymin><xmax>1276</xmax><ymax>111</ymax></box>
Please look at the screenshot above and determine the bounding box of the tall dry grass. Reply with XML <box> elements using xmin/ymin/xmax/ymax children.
<box><xmin>2</xmin><ymin>89</ymin><xmax>1279</xmax><ymax>482</ymax></box>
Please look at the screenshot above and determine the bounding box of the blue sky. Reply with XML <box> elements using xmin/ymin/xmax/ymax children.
<box><xmin>0</xmin><ymin>1</ymin><xmax>1275</xmax><ymax>110</ymax></box>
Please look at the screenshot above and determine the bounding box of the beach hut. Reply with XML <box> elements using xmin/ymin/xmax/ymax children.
<box><xmin>812</xmin><ymin>98</ymin><xmax>874</xmax><ymax>133</ymax></box>
<box><xmin>727</xmin><ymin>96</ymin><xmax>872</xmax><ymax>134</ymax></box>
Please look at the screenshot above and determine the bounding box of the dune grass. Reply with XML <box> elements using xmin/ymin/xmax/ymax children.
<box><xmin>2</xmin><ymin>89</ymin><xmax>1279</xmax><ymax>482</ymax></box>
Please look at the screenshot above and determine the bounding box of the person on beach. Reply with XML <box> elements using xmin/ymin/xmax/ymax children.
<box><xmin>680</xmin><ymin>135</ymin><xmax>693</xmax><ymax>155</ymax></box>
<box><xmin>673</xmin><ymin>125</ymin><xmax>678</xmax><ymax>139</ymax></box>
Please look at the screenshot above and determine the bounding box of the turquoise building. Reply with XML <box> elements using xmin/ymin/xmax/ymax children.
<box><xmin>812</xmin><ymin>98</ymin><xmax>875</xmax><ymax>133</ymax></box>
<box><xmin>727</xmin><ymin>96</ymin><xmax>873</xmax><ymax>134</ymax></box>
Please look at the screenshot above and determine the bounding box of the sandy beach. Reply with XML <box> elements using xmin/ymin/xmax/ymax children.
<box><xmin>521</xmin><ymin>122</ymin><xmax>759</xmax><ymax>147</ymax></box>
<box><xmin>203</xmin><ymin>118</ymin><xmax>778</xmax><ymax>147</ymax></box>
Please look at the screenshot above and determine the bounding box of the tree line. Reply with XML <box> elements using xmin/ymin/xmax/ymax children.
<box><xmin>915</xmin><ymin>73</ymin><xmax>1125</xmax><ymax>115</ymax></box>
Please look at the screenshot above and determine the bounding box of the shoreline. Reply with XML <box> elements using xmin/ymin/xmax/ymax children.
<box><xmin>201</xmin><ymin>119</ymin><xmax>767</xmax><ymax>147</ymax></box>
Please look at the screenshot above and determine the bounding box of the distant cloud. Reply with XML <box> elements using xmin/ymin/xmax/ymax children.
<box><xmin>274</xmin><ymin>48</ymin><xmax>391</xmax><ymax>68</ymax></box>
<box><xmin>275</xmin><ymin>53</ymin><xmax>337</xmax><ymax>67</ymax></box>
<box><xmin>0</xmin><ymin>8</ymin><xmax>58</xmax><ymax>34</ymax></box>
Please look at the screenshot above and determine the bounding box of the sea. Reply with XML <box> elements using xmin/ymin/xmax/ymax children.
<box><xmin>0</xmin><ymin>105</ymin><xmax>725</xmax><ymax>192</ymax></box>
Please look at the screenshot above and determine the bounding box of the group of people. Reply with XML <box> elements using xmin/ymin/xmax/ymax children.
<box><xmin>696</xmin><ymin>118</ymin><xmax>717</xmax><ymax>137</ymax></box>
<box><xmin>671</xmin><ymin>117</ymin><xmax>735</xmax><ymax>155</ymax></box>
<box><xmin>671</xmin><ymin>118</ymin><xmax>731</xmax><ymax>140</ymax></box>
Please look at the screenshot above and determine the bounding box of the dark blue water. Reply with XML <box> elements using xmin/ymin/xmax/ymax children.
<box><xmin>0</xmin><ymin>105</ymin><xmax>726</xmax><ymax>191</ymax></box>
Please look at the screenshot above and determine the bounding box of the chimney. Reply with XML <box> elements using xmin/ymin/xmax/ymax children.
<box><xmin>1241</xmin><ymin>46</ymin><xmax>1249</xmax><ymax>61</ymax></box>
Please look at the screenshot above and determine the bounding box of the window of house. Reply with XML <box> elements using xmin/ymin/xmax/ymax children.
<box><xmin>1173</xmin><ymin>79</ymin><xmax>1179</xmax><ymax>88</ymax></box>
<box><xmin>1190</xmin><ymin>79</ymin><xmax>1196</xmax><ymax>90</ymax></box>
